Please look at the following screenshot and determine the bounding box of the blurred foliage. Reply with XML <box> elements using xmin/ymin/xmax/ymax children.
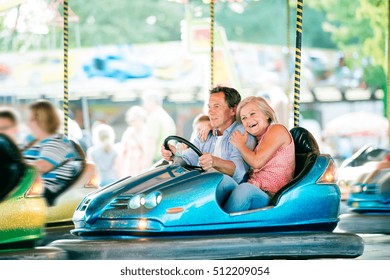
<box><xmin>0</xmin><ymin>0</ymin><xmax>336</xmax><ymax>51</ymax></box>
<box><xmin>187</xmin><ymin>0</ymin><xmax>336</xmax><ymax>48</ymax></box>
<box><xmin>69</xmin><ymin>0</ymin><xmax>184</xmax><ymax>46</ymax></box>
<box><xmin>306</xmin><ymin>0</ymin><xmax>388</xmax><ymax>89</ymax></box>
<box><xmin>1</xmin><ymin>0</ymin><xmax>386</xmax><ymax>89</ymax></box>
<box><xmin>364</xmin><ymin>65</ymin><xmax>387</xmax><ymax>90</ymax></box>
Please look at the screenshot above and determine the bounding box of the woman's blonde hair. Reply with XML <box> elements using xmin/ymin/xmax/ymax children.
<box><xmin>29</xmin><ymin>100</ymin><xmax>60</xmax><ymax>134</ymax></box>
<box><xmin>92</xmin><ymin>123</ymin><xmax>115</xmax><ymax>153</ymax></box>
<box><xmin>236</xmin><ymin>96</ymin><xmax>277</xmax><ymax>124</ymax></box>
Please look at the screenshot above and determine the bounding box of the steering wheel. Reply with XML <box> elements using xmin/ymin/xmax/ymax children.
<box><xmin>163</xmin><ymin>135</ymin><xmax>203</xmax><ymax>171</ymax></box>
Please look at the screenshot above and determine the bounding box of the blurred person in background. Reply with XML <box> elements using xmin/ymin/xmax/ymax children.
<box><xmin>22</xmin><ymin>100</ymin><xmax>80</xmax><ymax>205</ymax></box>
<box><xmin>87</xmin><ymin>123</ymin><xmax>119</xmax><ymax>186</ymax></box>
<box><xmin>190</xmin><ymin>113</ymin><xmax>210</xmax><ymax>142</ymax></box>
<box><xmin>118</xmin><ymin>106</ymin><xmax>150</xmax><ymax>177</ymax></box>
<box><xmin>142</xmin><ymin>90</ymin><xmax>176</xmax><ymax>164</ymax></box>
<box><xmin>0</xmin><ymin>107</ymin><xmax>20</xmax><ymax>143</ymax></box>
<box><xmin>172</xmin><ymin>113</ymin><xmax>211</xmax><ymax>154</ymax></box>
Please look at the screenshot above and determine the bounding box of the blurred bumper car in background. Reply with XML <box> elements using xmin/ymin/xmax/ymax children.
<box><xmin>0</xmin><ymin>133</ymin><xmax>46</xmax><ymax>249</ymax></box>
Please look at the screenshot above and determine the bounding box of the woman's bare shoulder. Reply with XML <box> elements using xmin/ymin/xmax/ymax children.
<box><xmin>268</xmin><ymin>124</ymin><xmax>290</xmax><ymax>134</ymax></box>
<box><xmin>267</xmin><ymin>124</ymin><xmax>291</xmax><ymax>144</ymax></box>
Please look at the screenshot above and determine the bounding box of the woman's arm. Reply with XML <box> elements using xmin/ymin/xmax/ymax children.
<box><xmin>230</xmin><ymin>124</ymin><xmax>291</xmax><ymax>170</ymax></box>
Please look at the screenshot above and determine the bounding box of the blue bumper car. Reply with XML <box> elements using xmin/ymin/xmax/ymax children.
<box><xmin>347</xmin><ymin>168</ymin><xmax>390</xmax><ymax>213</ymax></box>
<box><xmin>83</xmin><ymin>55</ymin><xmax>152</xmax><ymax>81</ymax></box>
<box><xmin>337</xmin><ymin>145</ymin><xmax>389</xmax><ymax>201</ymax></box>
<box><xmin>338</xmin><ymin>168</ymin><xmax>390</xmax><ymax>234</ymax></box>
<box><xmin>51</xmin><ymin>128</ymin><xmax>363</xmax><ymax>259</ymax></box>
<box><xmin>340</xmin><ymin>145</ymin><xmax>389</xmax><ymax>169</ymax></box>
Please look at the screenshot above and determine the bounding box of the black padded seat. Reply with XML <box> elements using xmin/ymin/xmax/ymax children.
<box><xmin>0</xmin><ymin>133</ymin><xmax>26</xmax><ymax>201</ymax></box>
<box><xmin>269</xmin><ymin>127</ymin><xmax>320</xmax><ymax>206</ymax></box>
<box><xmin>45</xmin><ymin>140</ymin><xmax>87</xmax><ymax>206</ymax></box>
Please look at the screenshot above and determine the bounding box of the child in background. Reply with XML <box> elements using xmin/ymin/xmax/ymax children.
<box><xmin>190</xmin><ymin>113</ymin><xmax>211</xmax><ymax>142</ymax></box>
<box><xmin>87</xmin><ymin>123</ymin><xmax>119</xmax><ymax>186</ymax></box>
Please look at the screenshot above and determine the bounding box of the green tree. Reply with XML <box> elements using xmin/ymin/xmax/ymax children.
<box><xmin>187</xmin><ymin>0</ymin><xmax>336</xmax><ymax>48</ymax></box>
<box><xmin>0</xmin><ymin>0</ymin><xmax>186</xmax><ymax>51</ymax></box>
<box><xmin>306</xmin><ymin>0</ymin><xmax>388</xmax><ymax>88</ymax></box>
<box><xmin>0</xmin><ymin>0</ymin><xmax>337</xmax><ymax>51</ymax></box>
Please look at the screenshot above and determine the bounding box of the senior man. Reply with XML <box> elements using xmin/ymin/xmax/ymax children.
<box><xmin>161</xmin><ymin>86</ymin><xmax>256</xmax><ymax>206</ymax></box>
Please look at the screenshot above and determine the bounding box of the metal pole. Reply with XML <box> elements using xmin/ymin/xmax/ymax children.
<box><xmin>210</xmin><ymin>0</ymin><xmax>215</xmax><ymax>88</ymax></box>
<box><xmin>293</xmin><ymin>0</ymin><xmax>303</xmax><ymax>128</ymax></box>
<box><xmin>63</xmin><ymin>0</ymin><xmax>69</xmax><ymax>137</ymax></box>
<box><xmin>286</xmin><ymin>0</ymin><xmax>292</xmax><ymax>127</ymax></box>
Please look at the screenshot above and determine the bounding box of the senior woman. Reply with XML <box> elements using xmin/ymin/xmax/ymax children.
<box><xmin>224</xmin><ymin>96</ymin><xmax>295</xmax><ymax>213</ymax></box>
<box><xmin>23</xmin><ymin>100</ymin><xmax>79</xmax><ymax>205</ymax></box>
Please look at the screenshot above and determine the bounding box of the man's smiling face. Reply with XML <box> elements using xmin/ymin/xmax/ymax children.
<box><xmin>207</xmin><ymin>92</ymin><xmax>236</xmax><ymax>133</ymax></box>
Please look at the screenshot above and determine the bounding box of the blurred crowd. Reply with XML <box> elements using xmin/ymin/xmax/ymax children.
<box><xmin>0</xmin><ymin>90</ymin><xmax>183</xmax><ymax>189</ymax></box>
<box><xmin>86</xmin><ymin>91</ymin><xmax>178</xmax><ymax>185</ymax></box>
<box><xmin>3</xmin><ymin>86</ymin><xmax>372</xmax><ymax>199</ymax></box>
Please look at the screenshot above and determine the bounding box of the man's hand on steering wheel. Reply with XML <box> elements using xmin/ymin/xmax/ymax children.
<box><xmin>198</xmin><ymin>153</ymin><xmax>215</xmax><ymax>171</ymax></box>
<box><xmin>161</xmin><ymin>143</ymin><xmax>176</xmax><ymax>162</ymax></box>
<box><xmin>162</xmin><ymin>135</ymin><xmax>204</xmax><ymax>171</ymax></box>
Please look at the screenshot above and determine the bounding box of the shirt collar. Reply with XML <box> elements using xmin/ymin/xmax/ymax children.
<box><xmin>213</xmin><ymin>121</ymin><xmax>238</xmax><ymax>136</ymax></box>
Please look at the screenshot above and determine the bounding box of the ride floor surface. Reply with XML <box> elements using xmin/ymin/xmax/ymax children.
<box><xmin>2</xmin><ymin>231</ymin><xmax>390</xmax><ymax>260</ymax></box>
<box><xmin>47</xmin><ymin>232</ymin><xmax>363</xmax><ymax>260</ymax></box>
<box><xmin>3</xmin><ymin>202</ymin><xmax>390</xmax><ymax>260</ymax></box>
<box><xmin>356</xmin><ymin>234</ymin><xmax>390</xmax><ymax>260</ymax></box>
<box><xmin>338</xmin><ymin>213</ymin><xmax>390</xmax><ymax>234</ymax></box>
<box><xmin>0</xmin><ymin>247</ymin><xmax>67</xmax><ymax>260</ymax></box>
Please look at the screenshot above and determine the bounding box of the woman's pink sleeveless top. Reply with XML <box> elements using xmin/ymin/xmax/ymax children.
<box><xmin>248</xmin><ymin>124</ymin><xmax>295</xmax><ymax>196</ymax></box>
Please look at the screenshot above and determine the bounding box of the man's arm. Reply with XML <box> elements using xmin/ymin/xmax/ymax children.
<box><xmin>198</xmin><ymin>153</ymin><xmax>235</xmax><ymax>176</ymax></box>
<box><xmin>181</xmin><ymin>135</ymin><xmax>203</xmax><ymax>166</ymax></box>
<box><xmin>199</xmin><ymin>130</ymin><xmax>256</xmax><ymax>183</ymax></box>
<box><xmin>161</xmin><ymin>134</ymin><xmax>206</xmax><ymax>166</ymax></box>
<box><xmin>211</xmin><ymin>157</ymin><xmax>236</xmax><ymax>176</ymax></box>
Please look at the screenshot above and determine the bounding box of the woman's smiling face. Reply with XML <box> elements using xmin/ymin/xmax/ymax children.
<box><xmin>239</xmin><ymin>102</ymin><xmax>270</xmax><ymax>137</ymax></box>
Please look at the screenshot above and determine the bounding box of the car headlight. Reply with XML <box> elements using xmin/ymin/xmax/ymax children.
<box><xmin>128</xmin><ymin>194</ymin><xmax>145</xmax><ymax>209</ymax></box>
<box><xmin>338</xmin><ymin>179</ymin><xmax>347</xmax><ymax>188</ymax></box>
<box><xmin>145</xmin><ymin>192</ymin><xmax>162</xmax><ymax>209</ymax></box>
<box><xmin>138</xmin><ymin>219</ymin><xmax>148</xmax><ymax>230</ymax></box>
<box><xmin>352</xmin><ymin>185</ymin><xmax>363</xmax><ymax>193</ymax></box>
<box><xmin>351</xmin><ymin>202</ymin><xmax>359</xmax><ymax>208</ymax></box>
